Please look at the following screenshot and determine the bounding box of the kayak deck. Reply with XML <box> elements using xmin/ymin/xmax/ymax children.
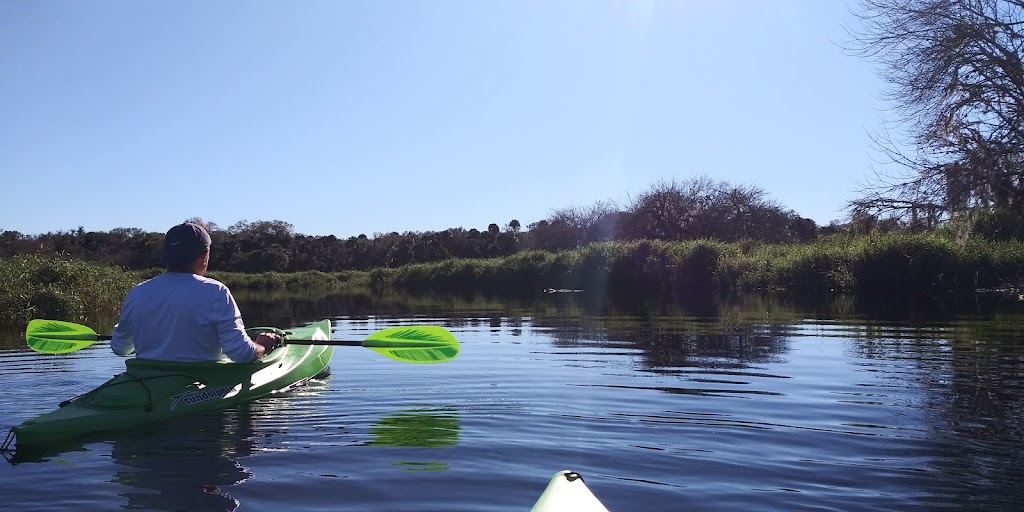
<box><xmin>11</xmin><ymin>319</ymin><xmax>333</xmax><ymax>448</ymax></box>
<box><xmin>532</xmin><ymin>470</ymin><xmax>610</xmax><ymax>512</ymax></box>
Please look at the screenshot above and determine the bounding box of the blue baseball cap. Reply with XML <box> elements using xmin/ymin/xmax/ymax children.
<box><xmin>160</xmin><ymin>222</ymin><xmax>212</xmax><ymax>266</ymax></box>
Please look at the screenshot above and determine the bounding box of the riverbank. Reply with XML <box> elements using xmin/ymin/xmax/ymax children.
<box><xmin>3</xmin><ymin>232</ymin><xmax>1023</xmax><ymax>326</ymax></box>
<box><xmin>0</xmin><ymin>255</ymin><xmax>367</xmax><ymax>326</ymax></box>
<box><xmin>371</xmin><ymin>232</ymin><xmax>1024</xmax><ymax>298</ymax></box>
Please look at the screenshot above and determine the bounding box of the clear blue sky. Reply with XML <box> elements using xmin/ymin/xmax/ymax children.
<box><xmin>1</xmin><ymin>1</ymin><xmax>890</xmax><ymax>238</ymax></box>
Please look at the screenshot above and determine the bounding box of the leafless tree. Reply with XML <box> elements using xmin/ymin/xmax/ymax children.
<box><xmin>619</xmin><ymin>176</ymin><xmax>801</xmax><ymax>242</ymax></box>
<box><xmin>848</xmin><ymin>0</ymin><xmax>1024</xmax><ymax>229</ymax></box>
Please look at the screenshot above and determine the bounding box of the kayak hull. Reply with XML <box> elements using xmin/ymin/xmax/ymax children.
<box><xmin>13</xmin><ymin>319</ymin><xmax>334</xmax><ymax>447</ymax></box>
<box><xmin>532</xmin><ymin>470</ymin><xmax>610</xmax><ymax>512</ymax></box>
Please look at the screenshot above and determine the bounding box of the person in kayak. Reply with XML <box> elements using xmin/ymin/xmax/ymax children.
<box><xmin>109</xmin><ymin>222</ymin><xmax>280</xmax><ymax>363</ymax></box>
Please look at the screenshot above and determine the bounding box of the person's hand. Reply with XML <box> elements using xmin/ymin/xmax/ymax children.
<box><xmin>254</xmin><ymin>333</ymin><xmax>281</xmax><ymax>352</ymax></box>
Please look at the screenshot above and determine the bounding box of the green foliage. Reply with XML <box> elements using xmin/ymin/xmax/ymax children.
<box><xmin>209</xmin><ymin>269</ymin><xmax>366</xmax><ymax>290</ymax></box>
<box><xmin>602</xmin><ymin>240</ymin><xmax>720</xmax><ymax>297</ymax></box>
<box><xmin>374</xmin><ymin>233</ymin><xmax>1024</xmax><ymax>298</ymax></box>
<box><xmin>0</xmin><ymin>220</ymin><xmax>525</xmax><ymax>274</ymax></box>
<box><xmin>0</xmin><ymin>254</ymin><xmax>368</xmax><ymax>326</ymax></box>
<box><xmin>7</xmin><ymin>232</ymin><xmax>1024</xmax><ymax>329</ymax></box>
<box><xmin>0</xmin><ymin>254</ymin><xmax>138</xmax><ymax>325</ymax></box>
<box><xmin>715</xmin><ymin>232</ymin><xmax>1024</xmax><ymax>295</ymax></box>
<box><xmin>961</xmin><ymin>209</ymin><xmax>1024</xmax><ymax>241</ymax></box>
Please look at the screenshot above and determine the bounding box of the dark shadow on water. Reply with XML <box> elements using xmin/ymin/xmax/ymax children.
<box><xmin>7</xmin><ymin>401</ymin><xmax>463</xmax><ymax>504</ymax></box>
<box><xmin>233</xmin><ymin>286</ymin><xmax>1024</xmax><ymax>325</ymax></box>
<box><xmin>9</xmin><ymin>286</ymin><xmax>1020</xmax><ymax>510</ymax></box>
<box><xmin>9</xmin><ymin>405</ymin><xmax>265</xmax><ymax>511</ymax></box>
<box><xmin>110</xmin><ymin>408</ymin><xmax>259</xmax><ymax>511</ymax></box>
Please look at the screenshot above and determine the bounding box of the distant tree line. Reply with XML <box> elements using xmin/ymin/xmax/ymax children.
<box><xmin>0</xmin><ymin>220</ymin><xmax>523</xmax><ymax>273</ymax></box>
<box><xmin>0</xmin><ymin>177</ymin><xmax>829</xmax><ymax>273</ymax></box>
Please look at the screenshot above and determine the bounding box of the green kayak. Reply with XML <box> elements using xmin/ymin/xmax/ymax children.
<box><xmin>532</xmin><ymin>470</ymin><xmax>610</xmax><ymax>512</ymax></box>
<box><xmin>12</xmin><ymin>319</ymin><xmax>334</xmax><ymax>448</ymax></box>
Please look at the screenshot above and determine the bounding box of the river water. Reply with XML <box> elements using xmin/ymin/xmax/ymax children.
<box><xmin>1</xmin><ymin>291</ymin><xmax>1022</xmax><ymax>511</ymax></box>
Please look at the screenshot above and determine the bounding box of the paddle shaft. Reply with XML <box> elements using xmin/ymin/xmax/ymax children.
<box><xmin>90</xmin><ymin>335</ymin><xmax>363</xmax><ymax>347</ymax></box>
<box><xmin>25</xmin><ymin>320</ymin><xmax>461</xmax><ymax>364</ymax></box>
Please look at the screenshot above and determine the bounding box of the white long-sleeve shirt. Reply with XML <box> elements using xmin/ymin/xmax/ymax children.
<box><xmin>110</xmin><ymin>273</ymin><xmax>260</xmax><ymax>363</ymax></box>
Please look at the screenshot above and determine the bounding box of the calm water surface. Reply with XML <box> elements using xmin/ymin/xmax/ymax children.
<box><xmin>1</xmin><ymin>294</ymin><xmax>1023</xmax><ymax>511</ymax></box>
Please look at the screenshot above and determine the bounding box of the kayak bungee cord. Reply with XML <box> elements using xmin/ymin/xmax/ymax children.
<box><xmin>1</xmin><ymin>428</ymin><xmax>14</xmax><ymax>453</ymax></box>
<box><xmin>58</xmin><ymin>372</ymin><xmax>204</xmax><ymax>413</ymax></box>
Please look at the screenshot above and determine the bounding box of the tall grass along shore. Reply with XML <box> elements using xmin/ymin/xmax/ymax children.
<box><xmin>0</xmin><ymin>254</ymin><xmax>138</xmax><ymax>326</ymax></box>
<box><xmin>373</xmin><ymin>233</ymin><xmax>1024</xmax><ymax>298</ymax></box>
<box><xmin>4</xmin><ymin>232</ymin><xmax>1023</xmax><ymax>326</ymax></box>
<box><xmin>0</xmin><ymin>255</ymin><xmax>365</xmax><ymax>326</ymax></box>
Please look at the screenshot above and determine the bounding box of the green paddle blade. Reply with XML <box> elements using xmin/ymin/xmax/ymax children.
<box><xmin>25</xmin><ymin>319</ymin><xmax>102</xmax><ymax>354</ymax></box>
<box><xmin>362</xmin><ymin>326</ymin><xmax>460</xmax><ymax>364</ymax></box>
<box><xmin>367</xmin><ymin>345</ymin><xmax>461</xmax><ymax>364</ymax></box>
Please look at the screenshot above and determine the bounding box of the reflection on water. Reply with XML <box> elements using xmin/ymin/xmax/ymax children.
<box><xmin>2</xmin><ymin>289</ymin><xmax>1024</xmax><ymax>510</ymax></box>
<box><xmin>3</xmin><ymin>372</ymin><xmax>338</xmax><ymax>511</ymax></box>
<box><xmin>389</xmin><ymin>461</ymin><xmax>450</xmax><ymax>471</ymax></box>
<box><xmin>5</xmin><ymin>407</ymin><xmax>262</xmax><ymax>511</ymax></box>
<box><xmin>370</xmin><ymin>407</ymin><xmax>461</xmax><ymax>472</ymax></box>
<box><xmin>370</xmin><ymin>407</ymin><xmax>460</xmax><ymax>448</ymax></box>
<box><xmin>110</xmin><ymin>408</ymin><xmax>259</xmax><ymax>512</ymax></box>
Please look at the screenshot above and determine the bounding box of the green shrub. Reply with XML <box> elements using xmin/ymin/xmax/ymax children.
<box><xmin>375</xmin><ymin>233</ymin><xmax>1024</xmax><ymax>298</ymax></box>
<box><xmin>0</xmin><ymin>254</ymin><xmax>138</xmax><ymax>325</ymax></box>
<box><xmin>210</xmin><ymin>269</ymin><xmax>367</xmax><ymax>289</ymax></box>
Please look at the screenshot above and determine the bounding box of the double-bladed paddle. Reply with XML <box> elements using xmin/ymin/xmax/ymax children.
<box><xmin>24</xmin><ymin>319</ymin><xmax>459</xmax><ymax>364</ymax></box>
